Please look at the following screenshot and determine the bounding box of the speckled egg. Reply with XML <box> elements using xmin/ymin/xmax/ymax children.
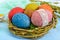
<box><xmin>12</xmin><ymin>13</ymin><xmax>30</xmax><ymax>28</ymax></box>
<box><xmin>24</xmin><ymin>3</ymin><xmax>39</xmax><ymax>17</ymax></box>
<box><xmin>8</xmin><ymin>7</ymin><xmax>24</xmax><ymax>20</ymax></box>
<box><xmin>31</xmin><ymin>9</ymin><xmax>53</xmax><ymax>27</ymax></box>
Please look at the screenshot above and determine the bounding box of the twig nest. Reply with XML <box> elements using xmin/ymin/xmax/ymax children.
<box><xmin>12</xmin><ymin>13</ymin><xmax>30</xmax><ymax>29</ymax></box>
<box><xmin>24</xmin><ymin>3</ymin><xmax>39</xmax><ymax>17</ymax></box>
<box><xmin>8</xmin><ymin>2</ymin><xmax>57</xmax><ymax>38</ymax></box>
<box><xmin>31</xmin><ymin>9</ymin><xmax>53</xmax><ymax>26</ymax></box>
<box><xmin>8</xmin><ymin>7</ymin><xmax>24</xmax><ymax>20</ymax></box>
<box><xmin>39</xmin><ymin>4</ymin><xmax>54</xmax><ymax>13</ymax></box>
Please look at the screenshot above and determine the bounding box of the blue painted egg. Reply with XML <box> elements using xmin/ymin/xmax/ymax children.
<box><xmin>12</xmin><ymin>13</ymin><xmax>30</xmax><ymax>28</ymax></box>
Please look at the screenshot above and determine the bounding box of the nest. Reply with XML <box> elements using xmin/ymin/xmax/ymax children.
<box><xmin>8</xmin><ymin>13</ymin><xmax>57</xmax><ymax>38</ymax></box>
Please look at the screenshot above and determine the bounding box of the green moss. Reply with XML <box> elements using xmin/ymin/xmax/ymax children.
<box><xmin>30</xmin><ymin>23</ymin><xmax>36</xmax><ymax>30</ymax></box>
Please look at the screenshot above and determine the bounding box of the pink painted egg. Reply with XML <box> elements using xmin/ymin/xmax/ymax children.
<box><xmin>31</xmin><ymin>9</ymin><xmax>53</xmax><ymax>27</ymax></box>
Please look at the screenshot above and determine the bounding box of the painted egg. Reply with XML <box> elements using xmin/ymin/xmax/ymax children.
<box><xmin>24</xmin><ymin>3</ymin><xmax>39</xmax><ymax>17</ymax></box>
<box><xmin>31</xmin><ymin>9</ymin><xmax>53</xmax><ymax>26</ymax></box>
<box><xmin>39</xmin><ymin>4</ymin><xmax>53</xmax><ymax>13</ymax></box>
<box><xmin>12</xmin><ymin>13</ymin><xmax>30</xmax><ymax>28</ymax></box>
<box><xmin>8</xmin><ymin>7</ymin><xmax>24</xmax><ymax>20</ymax></box>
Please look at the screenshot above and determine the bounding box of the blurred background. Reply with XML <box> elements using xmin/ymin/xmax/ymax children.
<box><xmin>0</xmin><ymin>0</ymin><xmax>60</xmax><ymax>40</ymax></box>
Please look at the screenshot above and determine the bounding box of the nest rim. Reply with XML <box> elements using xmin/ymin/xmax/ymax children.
<box><xmin>8</xmin><ymin>13</ymin><xmax>57</xmax><ymax>38</ymax></box>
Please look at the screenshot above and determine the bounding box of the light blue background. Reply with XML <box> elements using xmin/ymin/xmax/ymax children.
<box><xmin>0</xmin><ymin>0</ymin><xmax>60</xmax><ymax>40</ymax></box>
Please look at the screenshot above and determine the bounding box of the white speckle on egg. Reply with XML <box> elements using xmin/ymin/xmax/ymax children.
<box><xmin>37</xmin><ymin>9</ymin><xmax>49</xmax><ymax>26</ymax></box>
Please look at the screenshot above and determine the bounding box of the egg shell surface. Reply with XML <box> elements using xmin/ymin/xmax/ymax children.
<box><xmin>12</xmin><ymin>13</ymin><xmax>30</xmax><ymax>28</ymax></box>
<box><xmin>8</xmin><ymin>7</ymin><xmax>24</xmax><ymax>20</ymax></box>
<box><xmin>24</xmin><ymin>3</ymin><xmax>39</xmax><ymax>17</ymax></box>
<box><xmin>39</xmin><ymin>4</ymin><xmax>53</xmax><ymax>13</ymax></box>
<box><xmin>31</xmin><ymin>9</ymin><xmax>53</xmax><ymax>26</ymax></box>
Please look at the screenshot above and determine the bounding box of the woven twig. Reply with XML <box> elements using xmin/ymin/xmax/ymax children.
<box><xmin>8</xmin><ymin>13</ymin><xmax>57</xmax><ymax>38</ymax></box>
